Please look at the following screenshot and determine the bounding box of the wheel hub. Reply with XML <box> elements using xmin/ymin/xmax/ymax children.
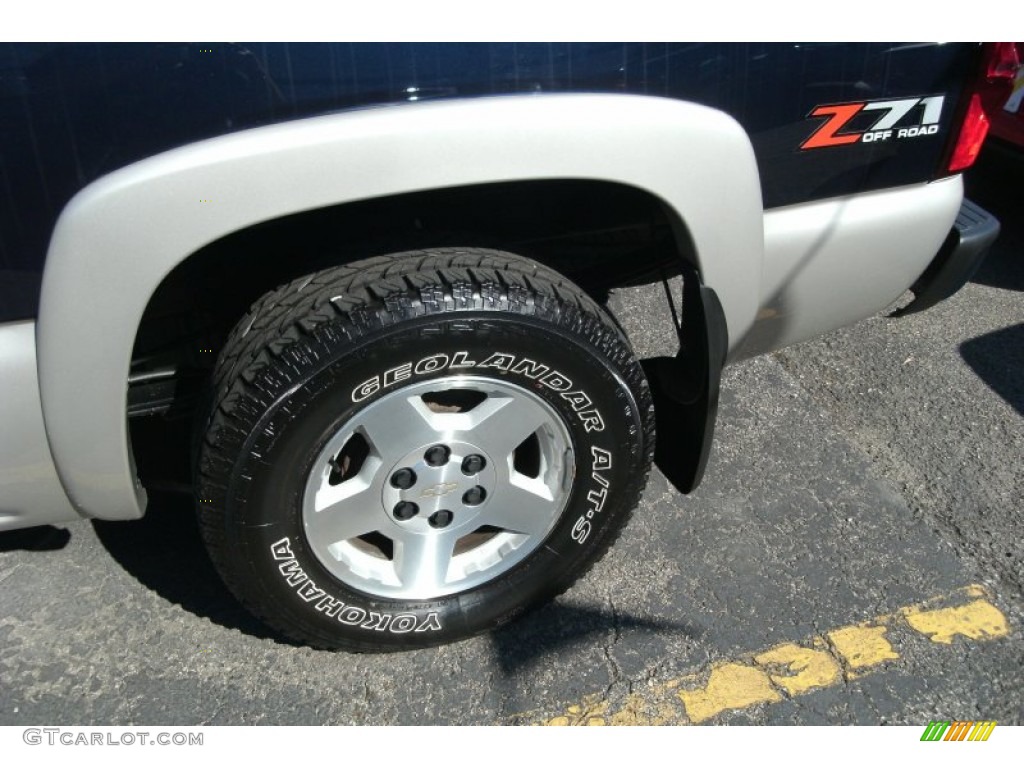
<box><xmin>380</xmin><ymin>440</ymin><xmax>497</xmax><ymax>535</ymax></box>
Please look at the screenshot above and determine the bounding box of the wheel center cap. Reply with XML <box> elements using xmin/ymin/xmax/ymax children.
<box><xmin>381</xmin><ymin>440</ymin><xmax>496</xmax><ymax>534</ymax></box>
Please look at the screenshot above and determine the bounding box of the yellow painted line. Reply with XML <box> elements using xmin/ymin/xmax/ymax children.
<box><xmin>678</xmin><ymin>662</ymin><xmax>781</xmax><ymax>723</ymax></box>
<box><xmin>754</xmin><ymin>641</ymin><xmax>841</xmax><ymax>696</ymax></box>
<box><xmin>827</xmin><ymin>623</ymin><xmax>899</xmax><ymax>674</ymax></box>
<box><xmin>525</xmin><ymin>584</ymin><xmax>1010</xmax><ymax>726</ymax></box>
<box><xmin>903</xmin><ymin>599</ymin><xmax>1009</xmax><ymax>644</ymax></box>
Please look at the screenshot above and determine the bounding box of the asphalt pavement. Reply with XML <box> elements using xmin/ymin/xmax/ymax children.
<box><xmin>1</xmin><ymin>157</ymin><xmax>1021</xmax><ymax>726</ymax></box>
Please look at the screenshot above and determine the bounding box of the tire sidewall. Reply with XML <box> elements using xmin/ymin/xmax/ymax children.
<box><xmin>220</xmin><ymin>311</ymin><xmax>646</xmax><ymax>649</ymax></box>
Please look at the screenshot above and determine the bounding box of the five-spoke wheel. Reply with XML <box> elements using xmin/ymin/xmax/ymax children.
<box><xmin>302</xmin><ymin>377</ymin><xmax>573</xmax><ymax>599</ymax></box>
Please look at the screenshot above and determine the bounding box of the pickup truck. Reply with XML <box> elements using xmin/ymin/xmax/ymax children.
<box><xmin>0</xmin><ymin>43</ymin><xmax>1011</xmax><ymax>651</ymax></box>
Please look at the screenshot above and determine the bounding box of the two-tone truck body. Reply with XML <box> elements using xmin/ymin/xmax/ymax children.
<box><xmin>0</xmin><ymin>43</ymin><xmax>1007</xmax><ymax>649</ymax></box>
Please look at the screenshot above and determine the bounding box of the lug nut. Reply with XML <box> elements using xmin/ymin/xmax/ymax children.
<box><xmin>393</xmin><ymin>501</ymin><xmax>419</xmax><ymax>521</ymax></box>
<box><xmin>424</xmin><ymin>445</ymin><xmax>450</xmax><ymax>466</ymax></box>
<box><xmin>462</xmin><ymin>486</ymin><xmax>487</xmax><ymax>506</ymax></box>
<box><xmin>461</xmin><ymin>454</ymin><xmax>486</xmax><ymax>475</ymax></box>
<box><xmin>428</xmin><ymin>510</ymin><xmax>454</xmax><ymax>529</ymax></box>
<box><xmin>390</xmin><ymin>467</ymin><xmax>417</xmax><ymax>489</ymax></box>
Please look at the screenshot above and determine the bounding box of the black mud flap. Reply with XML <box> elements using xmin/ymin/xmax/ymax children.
<box><xmin>642</xmin><ymin>271</ymin><xmax>728</xmax><ymax>494</ymax></box>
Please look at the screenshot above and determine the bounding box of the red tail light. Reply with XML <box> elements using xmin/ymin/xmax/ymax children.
<box><xmin>943</xmin><ymin>43</ymin><xmax>1018</xmax><ymax>174</ymax></box>
<box><xmin>986</xmin><ymin>41</ymin><xmax>1021</xmax><ymax>80</ymax></box>
<box><xmin>948</xmin><ymin>93</ymin><xmax>990</xmax><ymax>172</ymax></box>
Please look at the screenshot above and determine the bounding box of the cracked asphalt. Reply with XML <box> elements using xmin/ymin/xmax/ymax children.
<box><xmin>1</xmin><ymin>158</ymin><xmax>1021</xmax><ymax>726</ymax></box>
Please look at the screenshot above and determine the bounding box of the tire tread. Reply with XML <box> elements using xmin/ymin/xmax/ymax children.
<box><xmin>198</xmin><ymin>248</ymin><xmax>654</xmax><ymax>651</ymax></box>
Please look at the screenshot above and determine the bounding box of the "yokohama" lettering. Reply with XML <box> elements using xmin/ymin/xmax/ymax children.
<box><xmin>269</xmin><ymin>538</ymin><xmax>442</xmax><ymax>633</ymax></box>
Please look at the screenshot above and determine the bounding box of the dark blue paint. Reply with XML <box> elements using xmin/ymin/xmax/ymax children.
<box><xmin>0</xmin><ymin>43</ymin><xmax>979</xmax><ymax>321</ymax></box>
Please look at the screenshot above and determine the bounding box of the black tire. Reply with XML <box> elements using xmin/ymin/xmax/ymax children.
<box><xmin>197</xmin><ymin>248</ymin><xmax>654</xmax><ymax>651</ymax></box>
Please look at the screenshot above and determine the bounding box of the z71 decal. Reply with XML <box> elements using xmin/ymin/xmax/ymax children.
<box><xmin>800</xmin><ymin>95</ymin><xmax>945</xmax><ymax>150</ymax></box>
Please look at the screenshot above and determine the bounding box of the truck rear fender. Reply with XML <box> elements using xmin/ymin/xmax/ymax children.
<box><xmin>37</xmin><ymin>93</ymin><xmax>764</xmax><ymax>520</ymax></box>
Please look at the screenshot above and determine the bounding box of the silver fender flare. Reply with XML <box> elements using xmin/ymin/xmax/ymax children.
<box><xmin>37</xmin><ymin>93</ymin><xmax>765</xmax><ymax>520</ymax></box>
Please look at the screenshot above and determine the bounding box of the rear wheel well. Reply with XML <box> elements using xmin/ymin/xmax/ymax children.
<box><xmin>128</xmin><ymin>178</ymin><xmax>697</xmax><ymax>488</ymax></box>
